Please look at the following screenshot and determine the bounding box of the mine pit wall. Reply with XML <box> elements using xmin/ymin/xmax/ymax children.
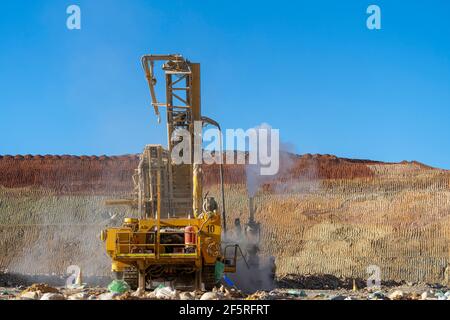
<box><xmin>218</xmin><ymin>183</ymin><xmax>450</xmax><ymax>285</ymax></box>
<box><xmin>0</xmin><ymin>189</ymin><xmax>137</xmax><ymax>277</ymax></box>
<box><xmin>1</xmin><ymin>156</ymin><xmax>450</xmax><ymax>285</ymax></box>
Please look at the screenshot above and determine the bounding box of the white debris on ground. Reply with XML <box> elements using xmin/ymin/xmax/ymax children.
<box><xmin>1</xmin><ymin>282</ymin><xmax>450</xmax><ymax>300</ymax></box>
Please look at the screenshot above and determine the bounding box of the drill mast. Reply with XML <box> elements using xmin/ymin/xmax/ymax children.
<box><xmin>141</xmin><ymin>54</ymin><xmax>203</xmax><ymax>218</ymax></box>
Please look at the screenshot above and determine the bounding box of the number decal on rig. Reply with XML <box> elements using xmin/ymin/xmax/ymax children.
<box><xmin>207</xmin><ymin>225</ymin><xmax>215</xmax><ymax>234</ymax></box>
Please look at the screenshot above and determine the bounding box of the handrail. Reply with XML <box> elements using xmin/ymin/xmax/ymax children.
<box><xmin>115</xmin><ymin>230</ymin><xmax>199</xmax><ymax>257</ymax></box>
<box><xmin>201</xmin><ymin>116</ymin><xmax>227</xmax><ymax>234</ymax></box>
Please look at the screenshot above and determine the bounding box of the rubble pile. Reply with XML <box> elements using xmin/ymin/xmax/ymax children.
<box><xmin>1</xmin><ymin>281</ymin><xmax>450</xmax><ymax>300</ymax></box>
<box><xmin>276</xmin><ymin>274</ymin><xmax>404</xmax><ymax>290</ymax></box>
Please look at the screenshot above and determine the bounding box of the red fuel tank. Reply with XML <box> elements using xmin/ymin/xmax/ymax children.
<box><xmin>185</xmin><ymin>226</ymin><xmax>197</xmax><ymax>245</ymax></box>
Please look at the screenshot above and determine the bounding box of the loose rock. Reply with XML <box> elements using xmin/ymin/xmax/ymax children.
<box><xmin>67</xmin><ymin>292</ymin><xmax>89</xmax><ymax>300</ymax></box>
<box><xmin>40</xmin><ymin>293</ymin><xmax>65</xmax><ymax>300</ymax></box>
<box><xmin>154</xmin><ymin>286</ymin><xmax>178</xmax><ymax>300</ymax></box>
<box><xmin>23</xmin><ymin>283</ymin><xmax>59</xmax><ymax>294</ymax></box>
<box><xmin>19</xmin><ymin>291</ymin><xmax>40</xmax><ymax>300</ymax></box>
<box><xmin>388</xmin><ymin>290</ymin><xmax>404</xmax><ymax>300</ymax></box>
<box><xmin>200</xmin><ymin>292</ymin><xmax>219</xmax><ymax>300</ymax></box>
<box><xmin>368</xmin><ymin>291</ymin><xmax>386</xmax><ymax>300</ymax></box>
<box><xmin>145</xmin><ymin>291</ymin><xmax>157</xmax><ymax>299</ymax></box>
<box><xmin>131</xmin><ymin>288</ymin><xmax>145</xmax><ymax>297</ymax></box>
<box><xmin>98</xmin><ymin>292</ymin><xmax>119</xmax><ymax>300</ymax></box>
<box><xmin>180</xmin><ymin>292</ymin><xmax>194</xmax><ymax>300</ymax></box>
<box><xmin>331</xmin><ymin>295</ymin><xmax>347</xmax><ymax>300</ymax></box>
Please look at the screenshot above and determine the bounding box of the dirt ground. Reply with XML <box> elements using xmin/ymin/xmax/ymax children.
<box><xmin>1</xmin><ymin>279</ymin><xmax>449</xmax><ymax>300</ymax></box>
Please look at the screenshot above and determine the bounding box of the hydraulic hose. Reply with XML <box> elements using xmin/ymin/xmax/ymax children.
<box><xmin>201</xmin><ymin>116</ymin><xmax>227</xmax><ymax>234</ymax></box>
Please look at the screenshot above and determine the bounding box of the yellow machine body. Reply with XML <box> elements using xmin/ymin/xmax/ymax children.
<box><xmin>104</xmin><ymin>215</ymin><xmax>222</xmax><ymax>269</ymax></box>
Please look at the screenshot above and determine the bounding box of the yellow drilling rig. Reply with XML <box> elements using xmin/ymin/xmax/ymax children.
<box><xmin>100</xmin><ymin>54</ymin><xmax>243</xmax><ymax>291</ymax></box>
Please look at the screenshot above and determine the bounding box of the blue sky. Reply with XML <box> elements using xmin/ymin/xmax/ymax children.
<box><xmin>0</xmin><ymin>0</ymin><xmax>449</xmax><ymax>169</ymax></box>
